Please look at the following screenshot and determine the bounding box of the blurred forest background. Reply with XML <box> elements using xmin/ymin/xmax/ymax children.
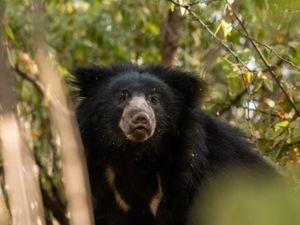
<box><xmin>0</xmin><ymin>0</ymin><xmax>300</xmax><ymax>225</ymax></box>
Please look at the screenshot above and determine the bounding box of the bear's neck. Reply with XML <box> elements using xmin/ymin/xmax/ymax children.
<box><xmin>107</xmin><ymin>143</ymin><xmax>161</xmax><ymax>168</ymax></box>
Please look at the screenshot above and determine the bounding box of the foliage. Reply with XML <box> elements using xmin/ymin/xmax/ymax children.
<box><xmin>190</xmin><ymin>171</ymin><xmax>300</xmax><ymax>225</ymax></box>
<box><xmin>1</xmin><ymin>0</ymin><xmax>300</xmax><ymax>223</ymax></box>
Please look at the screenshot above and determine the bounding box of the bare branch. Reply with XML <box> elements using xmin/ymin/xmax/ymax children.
<box><xmin>201</xmin><ymin>0</ymin><xmax>241</xmax><ymax>74</ymax></box>
<box><xmin>240</xmin><ymin>106</ymin><xmax>280</xmax><ymax>118</ymax></box>
<box><xmin>32</xmin><ymin>1</ymin><xmax>95</xmax><ymax>225</ymax></box>
<box><xmin>168</xmin><ymin>0</ymin><xmax>300</xmax><ymax>117</ymax></box>
<box><xmin>168</xmin><ymin>0</ymin><xmax>252</xmax><ymax>72</ymax></box>
<box><xmin>233</xmin><ymin>27</ymin><xmax>300</xmax><ymax>72</ymax></box>
<box><xmin>217</xmin><ymin>88</ymin><xmax>248</xmax><ymax>116</ymax></box>
<box><xmin>216</xmin><ymin>59</ymin><xmax>284</xmax><ymax>116</ymax></box>
<box><xmin>14</xmin><ymin>65</ymin><xmax>45</xmax><ymax>94</ymax></box>
<box><xmin>226</xmin><ymin>2</ymin><xmax>300</xmax><ymax>118</ymax></box>
<box><xmin>169</xmin><ymin>0</ymin><xmax>220</xmax><ymax>8</ymax></box>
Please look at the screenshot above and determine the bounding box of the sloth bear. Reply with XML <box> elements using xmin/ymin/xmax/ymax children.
<box><xmin>73</xmin><ymin>63</ymin><xmax>275</xmax><ymax>225</ymax></box>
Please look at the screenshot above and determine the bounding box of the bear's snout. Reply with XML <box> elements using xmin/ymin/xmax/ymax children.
<box><xmin>119</xmin><ymin>96</ymin><xmax>156</xmax><ymax>142</ymax></box>
<box><xmin>130</xmin><ymin>111</ymin><xmax>150</xmax><ymax>127</ymax></box>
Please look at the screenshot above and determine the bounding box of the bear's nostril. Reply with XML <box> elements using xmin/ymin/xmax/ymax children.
<box><xmin>132</xmin><ymin>112</ymin><xmax>149</xmax><ymax>125</ymax></box>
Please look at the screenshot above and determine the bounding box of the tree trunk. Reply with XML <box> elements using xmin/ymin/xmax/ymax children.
<box><xmin>0</xmin><ymin>1</ymin><xmax>46</xmax><ymax>224</ymax></box>
<box><xmin>161</xmin><ymin>7</ymin><xmax>182</xmax><ymax>66</ymax></box>
<box><xmin>32</xmin><ymin>1</ymin><xmax>95</xmax><ymax>225</ymax></box>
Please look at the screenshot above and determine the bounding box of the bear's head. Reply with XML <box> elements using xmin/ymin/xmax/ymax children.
<box><xmin>73</xmin><ymin>63</ymin><xmax>204</xmax><ymax>146</ymax></box>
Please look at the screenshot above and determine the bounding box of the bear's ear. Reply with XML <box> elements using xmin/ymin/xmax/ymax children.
<box><xmin>71</xmin><ymin>64</ymin><xmax>111</xmax><ymax>97</ymax></box>
<box><xmin>146</xmin><ymin>65</ymin><xmax>206</xmax><ymax>108</ymax></box>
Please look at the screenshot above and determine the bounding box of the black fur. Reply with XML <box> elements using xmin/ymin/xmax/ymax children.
<box><xmin>73</xmin><ymin>63</ymin><xmax>274</xmax><ymax>225</ymax></box>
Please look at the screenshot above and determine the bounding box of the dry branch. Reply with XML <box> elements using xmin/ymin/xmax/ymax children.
<box><xmin>217</xmin><ymin>88</ymin><xmax>248</xmax><ymax>116</ymax></box>
<box><xmin>168</xmin><ymin>0</ymin><xmax>300</xmax><ymax>118</ymax></box>
<box><xmin>226</xmin><ymin>3</ymin><xmax>300</xmax><ymax>118</ymax></box>
<box><xmin>232</xmin><ymin>28</ymin><xmax>300</xmax><ymax>73</ymax></box>
<box><xmin>14</xmin><ymin>65</ymin><xmax>45</xmax><ymax>94</ymax></box>
<box><xmin>168</xmin><ymin>0</ymin><xmax>251</xmax><ymax>72</ymax></box>
<box><xmin>32</xmin><ymin>1</ymin><xmax>94</xmax><ymax>225</ymax></box>
<box><xmin>201</xmin><ymin>0</ymin><xmax>241</xmax><ymax>74</ymax></box>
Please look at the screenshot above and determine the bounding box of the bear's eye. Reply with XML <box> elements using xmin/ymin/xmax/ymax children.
<box><xmin>149</xmin><ymin>95</ymin><xmax>159</xmax><ymax>105</ymax></box>
<box><xmin>119</xmin><ymin>90</ymin><xmax>129</xmax><ymax>103</ymax></box>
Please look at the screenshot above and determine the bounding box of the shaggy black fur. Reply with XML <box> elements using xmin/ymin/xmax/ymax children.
<box><xmin>73</xmin><ymin>63</ymin><xmax>274</xmax><ymax>225</ymax></box>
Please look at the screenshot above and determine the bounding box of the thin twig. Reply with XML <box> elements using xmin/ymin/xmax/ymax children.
<box><xmin>170</xmin><ymin>0</ymin><xmax>220</xmax><ymax>8</ymax></box>
<box><xmin>217</xmin><ymin>88</ymin><xmax>248</xmax><ymax>116</ymax></box>
<box><xmin>168</xmin><ymin>0</ymin><xmax>300</xmax><ymax>118</ymax></box>
<box><xmin>240</xmin><ymin>106</ymin><xmax>280</xmax><ymax>118</ymax></box>
<box><xmin>226</xmin><ymin>2</ymin><xmax>300</xmax><ymax>117</ymax></box>
<box><xmin>233</xmin><ymin>27</ymin><xmax>300</xmax><ymax>72</ymax></box>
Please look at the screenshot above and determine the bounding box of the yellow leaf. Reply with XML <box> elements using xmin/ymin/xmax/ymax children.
<box><xmin>293</xmin><ymin>147</ymin><xmax>298</xmax><ymax>153</ymax></box>
<box><xmin>245</xmin><ymin>71</ymin><xmax>253</xmax><ymax>85</ymax></box>
<box><xmin>274</xmin><ymin>120</ymin><xmax>289</xmax><ymax>132</ymax></box>
<box><xmin>66</xmin><ymin>3</ymin><xmax>75</xmax><ymax>13</ymax></box>
<box><xmin>170</xmin><ymin>3</ymin><xmax>175</xmax><ymax>12</ymax></box>
<box><xmin>278</xmin><ymin>120</ymin><xmax>289</xmax><ymax>127</ymax></box>
<box><xmin>143</xmin><ymin>23</ymin><xmax>158</xmax><ymax>34</ymax></box>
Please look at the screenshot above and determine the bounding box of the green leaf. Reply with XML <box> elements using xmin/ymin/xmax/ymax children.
<box><xmin>214</xmin><ymin>22</ymin><xmax>222</xmax><ymax>35</ymax></box>
<box><xmin>225</xmin><ymin>73</ymin><xmax>240</xmax><ymax>79</ymax></box>
<box><xmin>6</xmin><ymin>49</ymin><xmax>17</xmax><ymax>66</ymax></box>
<box><xmin>263</xmin><ymin>79</ymin><xmax>274</xmax><ymax>92</ymax></box>
<box><xmin>143</xmin><ymin>22</ymin><xmax>158</xmax><ymax>34</ymax></box>
<box><xmin>4</xmin><ymin>25</ymin><xmax>15</xmax><ymax>40</ymax></box>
